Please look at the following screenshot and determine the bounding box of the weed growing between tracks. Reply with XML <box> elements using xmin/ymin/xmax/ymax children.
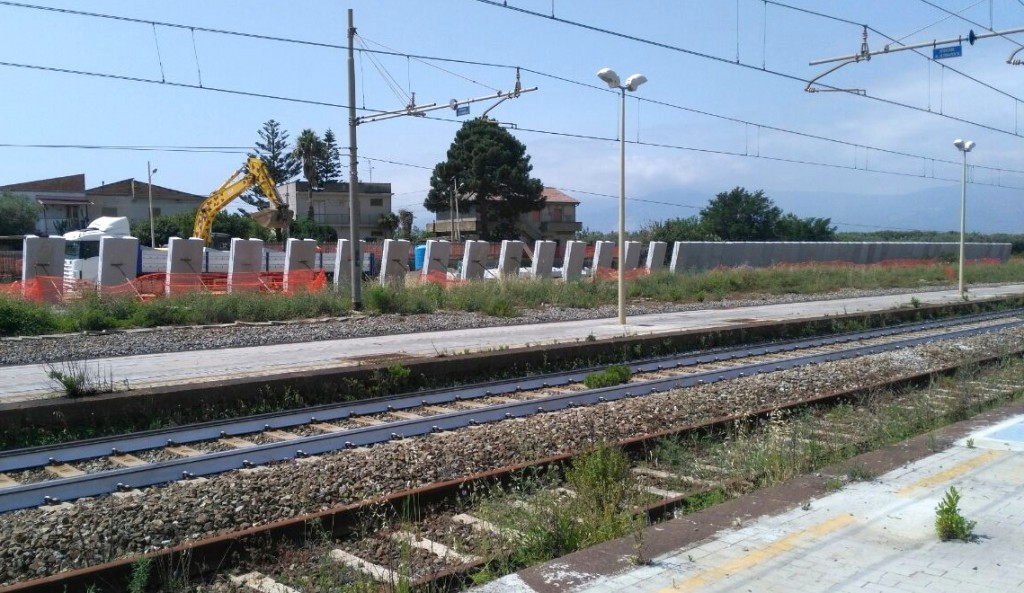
<box><xmin>55</xmin><ymin>355</ymin><xmax>1023</xmax><ymax>592</ymax></box>
<box><xmin>44</xmin><ymin>359</ymin><xmax>123</xmax><ymax>398</ymax></box>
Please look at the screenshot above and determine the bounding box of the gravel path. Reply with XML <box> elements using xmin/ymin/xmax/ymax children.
<box><xmin>0</xmin><ymin>286</ymin><xmax>960</xmax><ymax>366</ymax></box>
<box><xmin>1</xmin><ymin>326</ymin><xmax>1022</xmax><ymax>586</ymax></box>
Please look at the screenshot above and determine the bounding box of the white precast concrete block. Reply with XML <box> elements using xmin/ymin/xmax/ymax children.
<box><xmin>228</xmin><ymin>238</ymin><xmax>265</xmax><ymax>293</ymax></box>
<box><xmin>668</xmin><ymin>241</ymin><xmax>686</xmax><ymax>274</ymax></box>
<box><xmin>623</xmin><ymin>241</ymin><xmax>642</xmax><ymax>271</ymax></box>
<box><xmin>421</xmin><ymin>240</ymin><xmax>451</xmax><ymax>279</ymax></box>
<box><xmin>379</xmin><ymin>239</ymin><xmax>411</xmax><ymax>285</ymax></box>
<box><xmin>97</xmin><ymin>236</ymin><xmax>139</xmax><ymax>287</ymax></box>
<box><xmin>562</xmin><ymin>240</ymin><xmax>586</xmax><ymax>281</ymax></box>
<box><xmin>165</xmin><ymin>237</ymin><xmax>205</xmax><ymax>295</ymax></box>
<box><xmin>530</xmin><ymin>240</ymin><xmax>556</xmax><ymax>279</ymax></box>
<box><xmin>645</xmin><ymin>241</ymin><xmax>667</xmax><ymax>271</ymax></box>
<box><xmin>21</xmin><ymin>236</ymin><xmax>65</xmax><ymax>302</ymax></box>
<box><xmin>593</xmin><ymin>241</ymin><xmax>615</xmax><ymax>272</ymax></box>
<box><xmin>461</xmin><ymin>240</ymin><xmax>489</xmax><ymax>280</ymax></box>
<box><xmin>498</xmin><ymin>240</ymin><xmax>524</xmax><ymax>278</ymax></box>
<box><xmin>283</xmin><ymin>238</ymin><xmax>318</xmax><ymax>293</ymax></box>
<box><xmin>334</xmin><ymin>239</ymin><xmax>352</xmax><ymax>288</ymax></box>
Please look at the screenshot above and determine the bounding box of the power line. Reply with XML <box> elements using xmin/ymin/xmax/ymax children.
<box><xmin>419</xmin><ymin>112</ymin><xmax>1024</xmax><ymax>191</ymax></box>
<box><xmin>0</xmin><ymin>1</ymin><xmax>350</xmax><ymax>50</ymax></box>
<box><xmin>7</xmin><ymin>2</ymin><xmax>1019</xmax><ymax>177</ymax></box>
<box><xmin>473</xmin><ymin>0</ymin><xmax>1024</xmax><ymax>139</ymax></box>
<box><xmin>768</xmin><ymin>0</ymin><xmax>1024</xmax><ymax>105</ymax></box>
<box><xmin>0</xmin><ymin>142</ymin><xmax>248</xmax><ymax>153</ymax></box>
<box><xmin>7</xmin><ymin>6</ymin><xmax>1024</xmax><ymax>188</ymax></box>
<box><xmin>0</xmin><ymin>60</ymin><xmax>351</xmax><ymax>109</ymax></box>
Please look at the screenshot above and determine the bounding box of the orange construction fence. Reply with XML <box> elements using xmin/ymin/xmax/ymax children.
<box><xmin>4</xmin><ymin>270</ymin><xmax>327</xmax><ymax>303</ymax></box>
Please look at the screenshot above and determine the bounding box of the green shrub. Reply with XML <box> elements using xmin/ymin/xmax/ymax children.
<box><xmin>363</xmin><ymin>285</ymin><xmax>397</xmax><ymax>313</ymax></box>
<box><xmin>0</xmin><ymin>295</ymin><xmax>60</xmax><ymax>336</ymax></box>
<box><xmin>583</xmin><ymin>365</ymin><xmax>632</xmax><ymax>389</ymax></box>
<box><xmin>935</xmin><ymin>486</ymin><xmax>976</xmax><ymax>541</ymax></box>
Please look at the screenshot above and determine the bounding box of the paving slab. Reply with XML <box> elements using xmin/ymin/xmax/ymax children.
<box><xmin>471</xmin><ymin>404</ymin><xmax>1024</xmax><ymax>593</ymax></box>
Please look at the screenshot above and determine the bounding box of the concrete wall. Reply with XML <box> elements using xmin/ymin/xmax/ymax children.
<box><xmin>623</xmin><ymin>241</ymin><xmax>642</xmax><ymax>270</ymax></box>
<box><xmin>668</xmin><ymin>241</ymin><xmax>1012</xmax><ymax>270</ymax></box>
<box><xmin>563</xmin><ymin>240</ymin><xmax>586</xmax><ymax>281</ymax></box>
<box><xmin>22</xmin><ymin>236</ymin><xmax>65</xmax><ymax>302</ymax></box>
<box><xmin>461</xmin><ymin>240</ymin><xmax>490</xmax><ymax>280</ymax></box>
<box><xmin>498</xmin><ymin>240</ymin><xmax>524</xmax><ymax>278</ymax></box>
<box><xmin>380</xmin><ymin>239</ymin><xmax>411</xmax><ymax>285</ymax></box>
<box><xmin>228</xmin><ymin>238</ymin><xmax>264</xmax><ymax>293</ymax></box>
<box><xmin>593</xmin><ymin>240</ymin><xmax>615</xmax><ymax>271</ymax></box>
<box><xmin>283</xmin><ymin>238</ymin><xmax>318</xmax><ymax>293</ymax></box>
<box><xmin>645</xmin><ymin>241</ymin><xmax>667</xmax><ymax>272</ymax></box>
<box><xmin>422</xmin><ymin>240</ymin><xmax>451</xmax><ymax>279</ymax></box>
<box><xmin>166</xmin><ymin>237</ymin><xmax>205</xmax><ymax>294</ymax></box>
<box><xmin>97</xmin><ymin>236</ymin><xmax>139</xmax><ymax>287</ymax></box>
<box><xmin>530</xmin><ymin>240</ymin><xmax>556</xmax><ymax>279</ymax></box>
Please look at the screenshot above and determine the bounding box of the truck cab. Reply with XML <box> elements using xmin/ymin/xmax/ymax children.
<box><xmin>63</xmin><ymin>216</ymin><xmax>133</xmax><ymax>283</ymax></box>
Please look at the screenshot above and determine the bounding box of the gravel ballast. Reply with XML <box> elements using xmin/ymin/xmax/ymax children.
<box><xmin>0</xmin><ymin>287</ymin><xmax>970</xmax><ymax>367</ymax></box>
<box><xmin>1</xmin><ymin>326</ymin><xmax>1022</xmax><ymax>586</ymax></box>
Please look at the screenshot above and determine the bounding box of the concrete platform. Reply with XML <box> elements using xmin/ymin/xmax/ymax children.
<box><xmin>473</xmin><ymin>402</ymin><xmax>1024</xmax><ymax>593</ymax></box>
<box><xmin>2</xmin><ymin>284</ymin><xmax>1023</xmax><ymax>403</ymax></box>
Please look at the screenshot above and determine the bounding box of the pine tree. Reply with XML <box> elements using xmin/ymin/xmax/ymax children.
<box><xmin>318</xmin><ymin>128</ymin><xmax>342</xmax><ymax>185</ymax></box>
<box><xmin>242</xmin><ymin>119</ymin><xmax>300</xmax><ymax>209</ymax></box>
<box><xmin>425</xmin><ymin>119</ymin><xmax>544</xmax><ymax>241</ymax></box>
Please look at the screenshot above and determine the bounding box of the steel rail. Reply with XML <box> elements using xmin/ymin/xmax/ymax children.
<box><xmin>0</xmin><ymin>318</ymin><xmax>1019</xmax><ymax>513</ymax></box>
<box><xmin>1</xmin><ymin>309</ymin><xmax>1018</xmax><ymax>475</ymax></box>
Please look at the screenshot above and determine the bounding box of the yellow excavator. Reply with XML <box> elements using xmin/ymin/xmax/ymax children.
<box><xmin>192</xmin><ymin>156</ymin><xmax>293</xmax><ymax>246</ymax></box>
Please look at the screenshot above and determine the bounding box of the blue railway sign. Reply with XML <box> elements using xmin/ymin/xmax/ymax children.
<box><xmin>933</xmin><ymin>45</ymin><xmax>962</xmax><ymax>60</ymax></box>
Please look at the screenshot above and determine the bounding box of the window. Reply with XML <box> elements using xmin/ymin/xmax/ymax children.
<box><xmin>153</xmin><ymin>207</ymin><xmax>161</xmax><ymax>217</ymax></box>
<box><xmin>101</xmin><ymin>207</ymin><xmax>118</xmax><ymax>217</ymax></box>
<box><xmin>370</xmin><ymin>198</ymin><xmax>383</xmax><ymax>207</ymax></box>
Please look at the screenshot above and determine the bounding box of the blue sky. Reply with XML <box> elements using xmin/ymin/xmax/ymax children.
<box><xmin>3</xmin><ymin>1</ymin><xmax>1024</xmax><ymax>234</ymax></box>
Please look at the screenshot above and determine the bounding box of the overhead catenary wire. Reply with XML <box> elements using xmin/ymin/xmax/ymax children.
<box><xmin>5</xmin><ymin>54</ymin><xmax>1024</xmax><ymax>190</ymax></box>
<box><xmin>475</xmin><ymin>0</ymin><xmax>1024</xmax><ymax>139</ymax></box>
<box><xmin>7</xmin><ymin>0</ymin><xmax>1024</xmax><ymax>138</ymax></box>
<box><xmin>4</xmin><ymin>0</ymin><xmax>1020</xmax><ymax>173</ymax></box>
<box><xmin>5</xmin><ymin>3</ymin><xmax>1024</xmax><ymax>208</ymax></box>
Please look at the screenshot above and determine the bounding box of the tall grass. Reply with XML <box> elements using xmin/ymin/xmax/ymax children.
<box><xmin>2</xmin><ymin>259</ymin><xmax>1023</xmax><ymax>337</ymax></box>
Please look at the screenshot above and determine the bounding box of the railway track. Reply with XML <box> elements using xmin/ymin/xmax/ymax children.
<box><xmin>2</xmin><ymin>311</ymin><xmax>1024</xmax><ymax>592</ymax></box>
<box><xmin>0</xmin><ymin>310</ymin><xmax>1021</xmax><ymax>515</ymax></box>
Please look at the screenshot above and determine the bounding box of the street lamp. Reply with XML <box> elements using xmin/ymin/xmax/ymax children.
<box><xmin>953</xmin><ymin>138</ymin><xmax>974</xmax><ymax>299</ymax></box>
<box><xmin>598</xmin><ymin>67</ymin><xmax>648</xmax><ymax>324</ymax></box>
<box><xmin>147</xmin><ymin>162</ymin><xmax>158</xmax><ymax>248</ymax></box>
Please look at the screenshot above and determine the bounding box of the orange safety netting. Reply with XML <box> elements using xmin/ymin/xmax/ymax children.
<box><xmin>592</xmin><ymin>267</ymin><xmax>651</xmax><ymax>281</ymax></box>
<box><xmin>96</xmin><ymin>270</ymin><xmax>328</xmax><ymax>298</ymax></box>
<box><xmin>418</xmin><ymin>270</ymin><xmax>465</xmax><ymax>286</ymax></box>
<box><xmin>1</xmin><ymin>270</ymin><xmax>328</xmax><ymax>303</ymax></box>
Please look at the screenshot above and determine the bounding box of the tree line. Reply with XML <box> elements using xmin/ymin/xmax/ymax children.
<box><xmin>586</xmin><ymin>187</ymin><xmax>839</xmax><ymax>244</ymax></box>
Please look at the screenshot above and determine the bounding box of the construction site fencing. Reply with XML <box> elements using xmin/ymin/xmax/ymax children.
<box><xmin>2</xmin><ymin>271</ymin><xmax>327</xmax><ymax>304</ymax></box>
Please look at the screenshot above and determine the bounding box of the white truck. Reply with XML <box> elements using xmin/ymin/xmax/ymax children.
<box><xmin>63</xmin><ymin>216</ymin><xmax>135</xmax><ymax>283</ymax></box>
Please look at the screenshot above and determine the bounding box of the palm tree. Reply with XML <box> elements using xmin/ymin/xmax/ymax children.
<box><xmin>292</xmin><ymin>129</ymin><xmax>325</xmax><ymax>220</ymax></box>
<box><xmin>377</xmin><ymin>212</ymin><xmax>399</xmax><ymax>239</ymax></box>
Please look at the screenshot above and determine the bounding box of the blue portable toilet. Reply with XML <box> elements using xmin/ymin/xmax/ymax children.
<box><xmin>413</xmin><ymin>244</ymin><xmax>427</xmax><ymax>271</ymax></box>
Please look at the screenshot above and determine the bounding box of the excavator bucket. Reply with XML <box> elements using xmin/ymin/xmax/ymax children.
<box><xmin>251</xmin><ymin>206</ymin><xmax>293</xmax><ymax>229</ymax></box>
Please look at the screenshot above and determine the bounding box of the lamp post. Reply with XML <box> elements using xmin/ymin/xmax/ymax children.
<box><xmin>147</xmin><ymin>162</ymin><xmax>158</xmax><ymax>248</ymax></box>
<box><xmin>953</xmin><ymin>138</ymin><xmax>974</xmax><ymax>299</ymax></box>
<box><xmin>597</xmin><ymin>67</ymin><xmax>647</xmax><ymax>325</ymax></box>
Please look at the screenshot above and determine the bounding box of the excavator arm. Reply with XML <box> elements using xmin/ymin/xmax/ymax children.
<box><xmin>192</xmin><ymin>156</ymin><xmax>293</xmax><ymax>246</ymax></box>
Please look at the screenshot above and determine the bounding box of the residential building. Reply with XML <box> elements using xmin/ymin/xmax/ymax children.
<box><xmin>88</xmin><ymin>179</ymin><xmax>205</xmax><ymax>226</ymax></box>
<box><xmin>277</xmin><ymin>180</ymin><xmax>395</xmax><ymax>241</ymax></box>
<box><xmin>426</xmin><ymin>187</ymin><xmax>583</xmax><ymax>244</ymax></box>
<box><xmin>0</xmin><ymin>174</ymin><xmax>204</xmax><ymax>235</ymax></box>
